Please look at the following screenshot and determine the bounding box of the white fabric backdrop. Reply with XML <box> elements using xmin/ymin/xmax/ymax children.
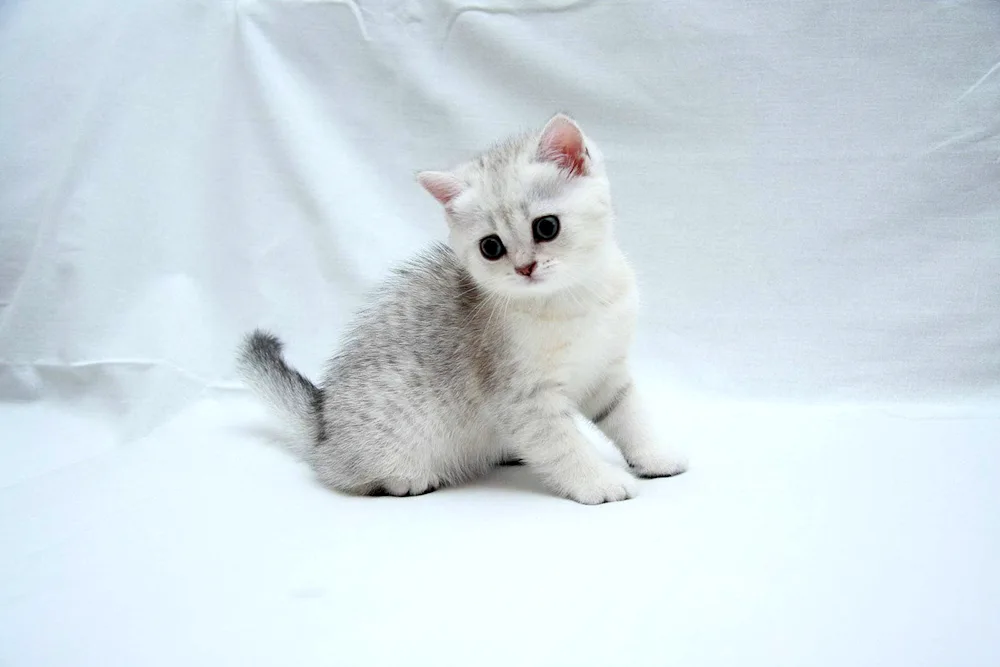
<box><xmin>3</xmin><ymin>0</ymin><xmax>999</xmax><ymax>435</ymax></box>
<box><xmin>1</xmin><ymin>1</ymin><xmax>998</xmax><ymax>666</ymax></box>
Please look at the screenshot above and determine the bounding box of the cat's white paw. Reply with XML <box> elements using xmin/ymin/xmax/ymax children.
<box><xmin>628</xmin><ymin>452</ymin><xmax>688</xmax><ymax>479</ymax></box>
<box><xmin>562</xmin><ymin>464</ymin><xmax>637</xmax><ymax>505</ymax></box>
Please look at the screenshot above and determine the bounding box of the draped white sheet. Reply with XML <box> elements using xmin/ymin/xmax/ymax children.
<box><xmin>1</xmin><ymin>1</ymin><xmax>998</xmax><ymax>665</ymax></box>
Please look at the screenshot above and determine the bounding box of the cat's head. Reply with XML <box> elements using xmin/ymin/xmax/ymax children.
<box><xmin>417</xmin><ymin>114</ymin><xmax>615</xmax><ymax>299</ymax></box>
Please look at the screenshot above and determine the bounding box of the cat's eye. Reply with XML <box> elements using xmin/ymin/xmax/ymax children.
<box><xmin>479</xmin><ymin>235</ymin><xmax>506</xmax><ymax>260</ymax></box>
<box><xmin>532</xmin><ymin>215</ymin><xmax>560</xmax><ymax>243</ymax></box>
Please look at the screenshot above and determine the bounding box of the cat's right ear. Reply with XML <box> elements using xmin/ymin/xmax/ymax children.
<box><xmin>417</xmin><ymin>171</ymin><xmax>464</xmax><ymax>207</ymax></box>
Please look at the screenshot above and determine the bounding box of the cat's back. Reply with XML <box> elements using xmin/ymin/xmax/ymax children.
<box><xmin>368</xmin><ymin>242</ymin><xmax>480</xmax><ymax>337</ymax></box>
<box><xmin>325</xmin><ymin>243</ymin><xmax>490</xmax><ymax>385</ymax></box>
<box><xmin>385</xmin><ymin>242</ymin><xmax>474</xmax><ymax>315</ymax></box>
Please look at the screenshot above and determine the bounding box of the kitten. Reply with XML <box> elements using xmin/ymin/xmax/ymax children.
<box><xmin>237</xmin><ymin>114</ymin><xmax>686</xmax><ymax>504</ymax></box>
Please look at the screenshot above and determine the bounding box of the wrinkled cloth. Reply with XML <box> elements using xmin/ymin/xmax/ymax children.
<box><xmin>1</xmin><ymin>1</ymin><xmax>998</xmax><ymax>665</ymax></box>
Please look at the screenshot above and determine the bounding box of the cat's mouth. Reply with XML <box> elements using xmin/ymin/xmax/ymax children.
<box><xmin>510</xmin><ymin>273</ymin><xmax>564</xmax><ymax>296</ymax></box>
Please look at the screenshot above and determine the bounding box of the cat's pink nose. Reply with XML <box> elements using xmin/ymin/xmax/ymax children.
<box><xmin>515</xmin><ymin>262</ymin><xmax>537</xmax><ymax>277</ymax></box>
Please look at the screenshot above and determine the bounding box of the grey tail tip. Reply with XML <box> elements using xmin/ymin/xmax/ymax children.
<box><xmin>242</xmin><ymin>328</ymin><xmax>283</xmax><ymax>360</ymax></box>
<box><xmin>237</xmin><ymin>327</ymin><xmax>321</xmax><ymax>401</ymax></box>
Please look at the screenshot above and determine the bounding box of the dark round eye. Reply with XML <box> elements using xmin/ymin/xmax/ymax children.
<box><xmin>532</xmin><ymin>215</ymin><xmax>560</xmax><ymax>242</ymax></box>
<box><xmin>479</xmin><ymin>235</ymin><xmax>506</xmax><ymax>260</ymax></box>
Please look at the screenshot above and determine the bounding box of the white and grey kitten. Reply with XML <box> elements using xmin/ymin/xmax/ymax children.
<box><xmin>238</xmin><ymin>114</ymin><xmax>686</xmax><ymax>504</ymax></box>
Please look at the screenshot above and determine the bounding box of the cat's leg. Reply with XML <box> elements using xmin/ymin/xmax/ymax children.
<box><xmin>588</xmin><ymin>373</ymin><xmax>687</xmax><ymax>479</ymax></box>
<box><xmin>507</xmin><ymin>391</ymin><xmax>637</xmax><ymax>504</ymax></box>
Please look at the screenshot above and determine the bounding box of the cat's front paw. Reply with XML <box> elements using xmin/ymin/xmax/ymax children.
<box><xmin>563</xmin><ymin>464</ymin><xmax>637</xmax><ymax>505</ymax></box>
<box><xmin>628</xmin><ymin>451</ymin><xmax>688</xmax><ymax>479</ymax></box>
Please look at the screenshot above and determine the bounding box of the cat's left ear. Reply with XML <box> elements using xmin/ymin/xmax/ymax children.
<box><xmin>417</xmin><ymin>171</ymin><xmax>465</xmax><ymax>207</ymax></box>
<box><xmin>537</xmin><ymin>114</ymin><xmax>589</xmax><ymax>177</ymax></box>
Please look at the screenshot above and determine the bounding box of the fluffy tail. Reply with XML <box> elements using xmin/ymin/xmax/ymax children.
<box><xmin>236</xmin><ymin>329</ymin><xmax>321</xmax><ymax>456</ymax></box>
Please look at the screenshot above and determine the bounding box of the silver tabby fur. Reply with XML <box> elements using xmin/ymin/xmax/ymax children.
<box><xmin>238</xmin><ymin>114</ymin><xmax>686</xmax><ymax>503</ymax></box>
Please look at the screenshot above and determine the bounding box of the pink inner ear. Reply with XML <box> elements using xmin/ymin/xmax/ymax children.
<box><xmin>537</xmin><ymin>115</ymin><xmax>587</xmax><ymax>177</ymax></box>
<box><xmin>417</xmin><ymin>171</ymin><xmax>464</xmax><ymax>206</ymax></box>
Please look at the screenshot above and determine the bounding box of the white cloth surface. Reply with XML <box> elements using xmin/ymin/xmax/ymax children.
<box><xmin>3</xmin><ymin>394</ymin><xmax>999</xmax><ymax>666</ymax></box>
<box><xmin>1</xmin><ymin>1</ymin><xmax>998</xmax><ymax>665</ymax></box>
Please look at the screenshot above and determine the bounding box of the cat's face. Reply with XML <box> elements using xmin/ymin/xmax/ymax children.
<box><xmin>418</xmin><ymin>115</ymin><xmax>615</xmax><ymax>299</ymax></box>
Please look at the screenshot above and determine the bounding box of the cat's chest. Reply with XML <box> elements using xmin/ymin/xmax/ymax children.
<box><xmin>508</xmin><ymin>290</ymin><xmax>636</xmax><ymax>400</ymax></box>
